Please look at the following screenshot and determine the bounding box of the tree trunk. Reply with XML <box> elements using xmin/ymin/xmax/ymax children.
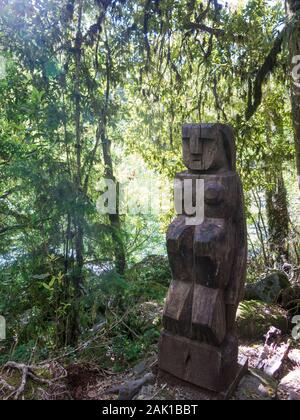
<box><xmin>286</xmin><ymin>0</ymin><xmax>300</xmax><ymax>189</ymax></box>
<box><xmin>68</xmin><ymin>0</ymin><xmax>84</xmax><ymax>346</ymax></box>
<box><xmin>101</xmin><ymin>134</ymin><xmax>126</xmax><ymax>275</ymax></box>
<box><xmin>100</xmin><ymin>32</ymin><xmax>126</xmax><ymax>275</ymax></box>
<box><xmin>266</xmin><ymin>170</ymin><xmax>289</xmax><ymax>263</ymax></box>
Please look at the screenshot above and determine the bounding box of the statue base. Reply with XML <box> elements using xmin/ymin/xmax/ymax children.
<box><xmin>159</xmin><ymin>331</ymin><xmax>248</xmax><ymax>398</ymax></box>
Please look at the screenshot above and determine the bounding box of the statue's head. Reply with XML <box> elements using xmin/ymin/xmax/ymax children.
<box><xmin>182</xmin><ymin>123</ymin><xmax>236</xmax><ymax>172</ymax></box>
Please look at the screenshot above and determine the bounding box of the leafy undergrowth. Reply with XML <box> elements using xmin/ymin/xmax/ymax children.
<box><xmin>1</xmin><ymin>256</ymin><xmax>299</xmax><ymax>400</ymax></box>
<box><xmin>0</xmin><ymin>255</ymin><xmax>170</xmax><ymax>398</ymax></box>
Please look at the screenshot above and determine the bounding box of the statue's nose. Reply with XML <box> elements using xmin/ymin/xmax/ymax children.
<box><xmin>190</xmin><ymin>136</ymin><xmax>203</xmax><ymax>155</ymax></box>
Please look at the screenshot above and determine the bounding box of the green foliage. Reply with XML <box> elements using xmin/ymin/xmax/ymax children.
<box><xmin>0</xmin><ymin>0</ymin><xmax>299</xmax><ymax>374</ymax></box>
<box><xmin>237</xmin><ymin>300</ymin><xmax>289</xmax><ymax>339</ymax></box>
<box><xmin>111</xmin><ymin>327</ymin><xmax>160</xmax><ymax>372</ymax></box>
<box><xmin>125</xmin><ymin>255</ymin><xmax>171</xmax><ymax>300</ymax></box>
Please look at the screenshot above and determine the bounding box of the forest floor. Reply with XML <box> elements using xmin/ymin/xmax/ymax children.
<box><xmin>1</xmin><ymin>258</ymin><xmax>299</xmax><ymax>400</ymax></box>
<box><xmin>0</xmin><ymin>337</ymin><xmax>299</xmax><ymax>400</ymax></box>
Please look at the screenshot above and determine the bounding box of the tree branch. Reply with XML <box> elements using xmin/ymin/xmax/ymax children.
<box><xmin>0</xmin><ymin>189</ymin><xmax>15</xmax><ymax>200</ymax></box>
<box><xmin>0</xmin><ymin>218</ymin><xmax>52</xmax><ymax>236</ymax></box>
<box><xmin>185</xmin><ymin>21</ymin><xmax>225</xmax><ymax>37</ymax></box>
<box><xmin>0</xmin><ymin>224</ymin><xmax>28</xmax><ymax>235</ymax></box>
<box><xmin>245</xmin><ymin>30</ymin><xmax>284</xmax><ymax>121</ymax></box>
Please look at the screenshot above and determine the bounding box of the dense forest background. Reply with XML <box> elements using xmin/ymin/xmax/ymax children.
<box><xmin>0</xmin><ymin>0</ymin><xmax>300</xmax><ymax>400</ymax></box>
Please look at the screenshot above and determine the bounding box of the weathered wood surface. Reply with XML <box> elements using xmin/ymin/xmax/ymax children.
<box><xmin>257</xmin><ymin>327</ymin><xmax>290</xmax><ymax>378</ymax></box>
<box><xmin>159</xmin><ymin>123</ymin><xmax>247</xmax><ymax>393</ymax></box>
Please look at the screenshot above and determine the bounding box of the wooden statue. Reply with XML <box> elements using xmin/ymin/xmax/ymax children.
<box><xmin>159</xmin><ymin>123</ymin><xmax>247</xmax><ymax>393</ymax></box>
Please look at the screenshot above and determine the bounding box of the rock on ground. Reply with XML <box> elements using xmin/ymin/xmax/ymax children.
<box><xmin>279</xmin><ymin>285</ymin><xmax>300</xmax><ymax>316</ymax></box>
<box><xmin>288</xmin><ymin>349</ymin><xmax>300</xmax><ymax>367</ymax></box>
<box><xmin>118</xmin><ymin>373</ymin><xmax>155</xmax><ymax>400</ymax></box>
<box><xmin>234</xmin><ymin>368</ymin><xmax>278</xmax><ymax>400</ymax></box>
<box><xmin>244</xmin><ymin>272</ymin><xmax>290</xmax><ymax>304</ymax></box>
<box><xmin>278</xmin><ymin>370</ymin><xmax>300</xmax><ymax>400</ymax></box>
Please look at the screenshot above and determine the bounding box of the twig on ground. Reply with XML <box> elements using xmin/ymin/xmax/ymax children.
<box><xmin>0</xmin><ymin>378</ymin><xmax>15</xmax><ymax>392</ymax></box>
<box><xmin>1</xmin><ymin>361</ymin><xmax>63</xmax><ymax>400</ymax></box>
<box><xmin>45</xmin><ymin>307</ymin><xmax>134</xmax><ymax>363</ymax></box>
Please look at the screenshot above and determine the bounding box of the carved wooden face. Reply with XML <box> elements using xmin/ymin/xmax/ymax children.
<box><xmin>182</xmin><ymin>124</ymin><xmax>229</xmax><ymax>171</ymax></box>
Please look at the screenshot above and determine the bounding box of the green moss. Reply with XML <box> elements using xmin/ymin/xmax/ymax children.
<box><xmin>244</xmin><ymin>272</ymin><xmax>290</xmax><ymax>304</ymax></box>
<box><xmin>2</xmin><ymin>368</ymin><xmax>50</xmax><ymax>400</ymax></box>
<box><xmin>34</xmin><ymin>368</ymin><xmax>52</xmax><ymax>380</ymax></box>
